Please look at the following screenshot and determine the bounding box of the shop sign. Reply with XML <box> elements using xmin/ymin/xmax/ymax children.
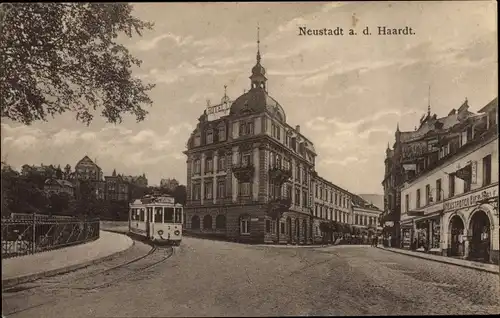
<box><xmin>251</xmin><ymin>218</ymin><xmax>259</xmax><ymax>222</ymax></box>
<box><xmin>471</xmin><ymin>161</ymin><xmax>477</xmax><ymax>184</ymax></box>
<box><xmin>444</xmin><ymin>185</ymin><xmax>498</xmax><ymax>212</ymax></box>
<box><xmin>384</xmin><ymin>221</ymin><xmax>394</xmax><ymax>227</ymax></box>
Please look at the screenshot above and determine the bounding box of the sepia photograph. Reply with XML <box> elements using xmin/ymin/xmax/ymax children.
<box><xmin>1</xmin><ymin>1</ymin><xmax>498</xmax><ymax>317</ymax></box>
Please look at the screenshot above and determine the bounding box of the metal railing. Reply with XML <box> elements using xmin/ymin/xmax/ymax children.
<box><xmin>1</xmin><ymin>214</ymin><xmax>100</xmax><ymax>259</ymax></box>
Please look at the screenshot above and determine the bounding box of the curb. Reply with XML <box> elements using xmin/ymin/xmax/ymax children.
<box><xmin>2</xmin><ymin>231</ymin><xmax>135</xmax><ymax>289</ymax></box>
<box><xmin>377</xmin><ymin>247</ymin><xmax>499</xmax><ymax>274</ymax></box>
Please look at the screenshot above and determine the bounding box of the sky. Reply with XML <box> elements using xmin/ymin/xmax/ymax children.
<box><xmin>1</xmin><ymin>1</ymin><xmax>497</xmax><ymax>194</ymax></box>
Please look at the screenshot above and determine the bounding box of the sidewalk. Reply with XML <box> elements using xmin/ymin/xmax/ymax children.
<box><xmin>378</xmin><ymin>246</ymin><xmax>499</xmax><ymax>274</ymax></box>
<box><xmin>2</xmin><ymin>230</ymin><xmax>133</xmax><ymax>288</ymax></box>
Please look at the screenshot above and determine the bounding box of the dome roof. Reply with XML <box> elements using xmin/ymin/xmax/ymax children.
<box><xmin>252</xmin><ymin>63</ymin><xmax>266</xmax><ymax>76</ymax></box>
<box><xmin>229</xmin><ymin>87</ymin><xmax>286</xmax><ymax>122</ymax></box>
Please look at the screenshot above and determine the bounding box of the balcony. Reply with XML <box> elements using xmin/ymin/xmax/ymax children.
<box><xmin>268</xmin><ymin>166</ymin><xmax>292</xmax><ymax>185</ymax></box>
<box><xmin>232</xmin><ymin>163</ymin><xmax>255</xmax><ymax>182</ymax></box>
<box><xmin>267</xmin><ymin>197</ymin><xmax>292</xmax><ymax>219</ymax></box>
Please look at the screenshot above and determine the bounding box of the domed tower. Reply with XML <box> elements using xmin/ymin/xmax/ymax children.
<box><xmin>250</xmin><ymin>26</ymin><xmax>267</xmax><ymax>91</ymax></box>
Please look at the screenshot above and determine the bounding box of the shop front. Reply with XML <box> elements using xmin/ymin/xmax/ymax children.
<box><xmin>442</xmin><ymin>183</ymin><xmax>499</xmax><ymax>264</ymax></box>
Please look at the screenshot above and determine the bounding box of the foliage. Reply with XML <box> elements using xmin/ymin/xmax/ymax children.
<box><xmin>48</xmin><ymin>192</ymin><xmax>71</xmax><ymax>215</ymax></box>
<box><xmin>1</xmin><ymin>3</ymin><xmax>155</xmax><ymax>126</ymax></box>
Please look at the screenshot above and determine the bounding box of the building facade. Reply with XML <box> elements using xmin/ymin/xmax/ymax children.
<box><xmin>160</xmin><ymin>178</ymin><xmax>180</xmax><ymax>191</ymax></box>
<box><xmin>312</xmin><ymin>176</ymin><xmax>353</xmax><ymax>238</ymax></box>
<box><xmin>104</xmin><ymin>170</ymin><xmax>130</xmax><ymax>202</ymax></box>
<box><xmin>44</xmin><ymin>178</ymin><xmax>75</xmax><ymax>198</ymax></box>
<box><xmin>351</xmin><ymin>194</ymin><xmax>383</xmax><ymax>230</ymax></box>
<box><xmin>399</xmin><ymin>98</ymin><xmax>498</xmax><ymax>264</ymax></box>
<box><xmin>74</xmin><ymin>156</ymin><xmax>103</xmax><ymax>181</ymax></box>
<box><xmin>381</xmin><ymin>99</ymin><xmax>480</xmax><ymax>247</ymax></box>
<box><xmin>183</xmin><ymin>37</ymin><xmax>352</xmax><ymax>244</ymax></box>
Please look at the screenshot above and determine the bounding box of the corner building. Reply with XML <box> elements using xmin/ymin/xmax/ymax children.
<box><xmin>183</xmin><ymin>44</ymin><xmax>332</xmax><ymax>244</ymax></box>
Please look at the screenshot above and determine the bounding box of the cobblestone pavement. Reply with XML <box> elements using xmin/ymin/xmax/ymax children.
<box><xmin>2</xmin><ymin>237</ymin><xmax>499</xmax><ymax>317</ymax></box>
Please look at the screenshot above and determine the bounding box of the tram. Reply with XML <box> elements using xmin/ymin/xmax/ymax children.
<box><xmin>129</xmin><ymin>194</ymin><xmax>184</xmax><ymax>245</ymax></box>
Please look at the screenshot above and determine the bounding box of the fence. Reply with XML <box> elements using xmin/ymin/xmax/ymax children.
<box><xmin>1</xmin><ymin>214</ymin><xmax>100</xmax><ymax>259</ymax></box>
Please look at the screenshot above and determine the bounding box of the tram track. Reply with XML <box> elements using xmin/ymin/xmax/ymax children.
<box><xmin>2</xmin><ymin>243</ymin><xmax>175</xmax><ymax>317</ymax></box>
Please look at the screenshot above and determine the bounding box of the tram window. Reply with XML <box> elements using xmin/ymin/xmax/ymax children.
<box><xmin>131</xmin><ymin>209</ymin><xmax>137</xmax><ymax>220</ymax></box>
<box><xmin>139</xmin><ymin>209</ymin><xmax>145</xmax><ymax>222</ymax></box>
<box><xmin>164</xmin><ymin>208</ymin><xmax>174</xmax><ymax>223</ymax></box>
<box><xmin>175</xmin><ymin>208</ymin><xmax>182</xmax><ymax>223</ymax></box>
<box><xmin>154</xmin><ymin>207</ymin><xmax>163</xmax><ymax>223</ymax></box>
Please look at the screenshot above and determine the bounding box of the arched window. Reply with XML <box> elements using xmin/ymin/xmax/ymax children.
<box><xmin>203</xmin><ymin>215</ymin><xmax>212</xmax><ymax>230</ymax></box>
<box><xmin>215</xmin><ymin>215</ymin><xmax>226</xmax><ymax>229</ymax></box>
<box><xmin>240</xmin><ymin>215</ymin><xmax>250</xmax><ymax>234</ymax></box>
<box><xmin>191</xmin><ymin>215</ymin><xmax>200</xmax><ymax>230</ymax></box>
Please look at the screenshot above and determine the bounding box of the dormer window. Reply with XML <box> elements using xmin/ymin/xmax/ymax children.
<box><xmin>218</xmin><ymin>125</ymin><xmax>226</xmax><ymax>141</ymax></box>
<box><xmin>194</xmin><ymin>134</ymin><xmax>201</xmax><ymax>147</ymax></box>
<box><xmin>206</xmin><ymin>129</ymin><xmax>213</xmax><ymax>144</ymax></box>
<box><xmin>239</xmin><ymin>120</ymin><xmax>254</xmax><ymax>136</ymax></box>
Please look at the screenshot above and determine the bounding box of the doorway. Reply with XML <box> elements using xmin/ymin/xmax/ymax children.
<box><xmin>449</xmin><ymin>215</ymin><xmax>465</xmax><ymax>257</ymax></box>
<box><xmin>468</xmin><ymin>210</ymin><xmax>491</xmax><ymax>263</ymax></box>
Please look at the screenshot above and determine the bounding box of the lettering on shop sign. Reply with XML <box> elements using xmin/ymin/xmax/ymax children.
<box><xmin>402</xmin><ymin>141</ymin><xmax>427</xmax><ymax>160</ymax></box>
<box><xmin>471</xmin><ymin>161</ymin><xmax>477</xmax><ymax>184</ymax></box>
<box><xmin>444</xmin><ymin>185</ymin><xmax>498</xmax><ymax>212</ymax></box>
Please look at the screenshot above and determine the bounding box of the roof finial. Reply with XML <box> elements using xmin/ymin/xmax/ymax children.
<box><xmin>256</xmin><ymin>23</ymin><xmax>261</xmax><ymax>64</ymax></box>
<box><xmin>427</xmin><ymin>85</ymin><xmax>431</xmax><ymax>116</ymax></box>
<box><xmin>224</xmin><ymin>84</ymin><xmax>227</xmax><ymax>97</ymax></box>
<box><xmin>396</xmin><ymin>122</ymin><xmax>400</xmax><ymax>132</ymax></box>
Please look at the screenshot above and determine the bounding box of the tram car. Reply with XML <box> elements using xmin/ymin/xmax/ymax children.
<box><xmin>129</xmin><ymin>194</ymin><xmax>184</xmax><ymax>245</ymax></box>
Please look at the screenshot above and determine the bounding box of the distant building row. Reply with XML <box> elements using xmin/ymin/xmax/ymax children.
<box><xmin>22</xmin><ymin>156</ymin><xmax>149</xmax><ymax>202</ymax></box>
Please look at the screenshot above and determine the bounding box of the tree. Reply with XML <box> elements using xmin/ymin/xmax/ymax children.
<box><xmin>55</xmin><ymin>165</ymin><xmax>63</xmax><ymax>179</ymax></box>
<box><xmin>172</xmin><ymin>185</ymin><xmax>187</xmax><ymax>205</ymax></box>
<box><xmin>1</xmin><ymin>3</ymin><xmax>155</xmax><ymax>126</ymax></box>
<box><xmin>49</xmin><ymin>192</ymin><xmax>70</xmax><ymax>215</ymax></box>
<box><xmin>63</xmin><ymin>164</ymin><xmax>72</xmax><ymax>180</ymax></box>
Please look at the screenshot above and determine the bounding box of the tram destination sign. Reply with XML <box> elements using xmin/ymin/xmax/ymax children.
<box><xmin>444</xmin><ymin>185</ymin><xmax>498</xmax><ymax>212</ymax></box>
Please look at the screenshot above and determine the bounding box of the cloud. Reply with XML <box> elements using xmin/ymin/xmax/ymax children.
<box><xmin>320</xmin><ymin>156</ymin><xmax>368</xmax><ymax>166</ymax></box>
<box><xmin>135</xmin><ymin>33</ymin><xmax>194</xmax><ymax>51</ymax></box>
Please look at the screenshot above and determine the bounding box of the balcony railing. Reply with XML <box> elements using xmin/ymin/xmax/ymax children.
<box><xmin>232</xmin><ymin>163</ymin><xmax>254</xmax><ymax>182</ymax></box>
<box><xmin>267</xmin><ymin>197</ymin><xmax>292</xmax><ymax>219</ymax></box>
<box><xmin>1</xmin><ymin>214</ymin><xmax>100</xmax><ymax>259</ymax></box>
<box><xmin>269</xmin><ymin>166</ymin><xmax>292</xmax><ymax>185</ymax></box>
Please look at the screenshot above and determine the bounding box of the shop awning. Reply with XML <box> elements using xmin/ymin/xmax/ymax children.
<box><xmin>455</xmin><ymin>164</ymin><xmax>472</xmax><ymax>181</ymax></box>
<box><xmin>406</xmin><ymin>210</ymin><xmax>425</xmax><ymax>217</ymax></box>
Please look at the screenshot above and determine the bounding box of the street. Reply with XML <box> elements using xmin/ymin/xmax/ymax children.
<box><xmin>2</xmin><ymin>237</ymin><xmax>499</xmax><ymax>317</ymax></box>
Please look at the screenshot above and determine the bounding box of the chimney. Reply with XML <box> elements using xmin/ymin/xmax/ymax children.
<box><xmin>295</xmin><ymin>125</ymin><xmax>300</xmax><ymax>134</ymax></box>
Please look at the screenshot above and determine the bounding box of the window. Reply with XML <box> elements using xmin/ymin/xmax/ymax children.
<box><xmin>239</xmin><ymin>182</ymin><xmax>251</xmax><ymax>196</ymax></box>
<box><xmin>246</xmin><ymin>122</ymin><xmax>254</xmax><ymax>135</ymax></box>
<box><xmin>315</xmin><ymin>204</ymin><xmax>318</xmax><ymax>217</ymax></box>
<box><xmin>355</xmin><ymin>214</ymin><xmax>359</xmax><ymax>225</ymax></box>
<box><xmin>464</xmin><ymin>177</ymin><xmax>471</xmax><ymax>193</ymax></box>
<box><xmin>302</xmin><ymin>191</ymin><xmax>308</xmax><ymax>208</ymax></box>
<box><xmin>239</xmin><ymin>122</ymin><xmax>246</xmax><ymax>136</ymax></box>
<box><xmin>164</xmin><ymin>208</ymin><xmax>174</xmax><ymax>222</ymax></box>
<box><xmin>416</xmin><ymin>189</ymin><xmax>421</xmax><ymax>208</ymax></box>
<box><xmin>483</xmin><ymin>155</ymin><xmax>492</xmax><ymax>186</ymax></box>
<box><xmin>405</xmin><ymin>194</ymin><xmax>409</xmax><ymax>212</ymax></box>
<box><xmin>315</xmin><ymin>184</ymin><xmax>318</xmax><ymax>197</ymax></box>
<box><xmin>280</xmin><ymin>222</ymin><xmax>285</xmax><ymax>234</ymax></box>
<box><xmin>205</xmin><ymin>158</ymin><xmax>213</xmax><ymax>173</ymax></box>
<box><xmin>449</xmin><ymin>174</ymin><xmax>455</xmax><ymax>197</ymax></box>
<box><xmin>295</xmin><ymin>188</ymin><xmax>300</xmax><ymax>205</ymax></box>
<box><xmin>272</xmin><ymin>221</ymin><xmax>277</xmax><ymax>233</ymax></box>
<box><xmin>241</xmin><ymin>153</ymin><xmax>252</xmax><ymax>166</ymax></box>
<box><xmin>335</xmin><ymin>193</ymin><xmax>338</xmax><ymax>205</ymax></box>
<box><xmin>296</xmin><ymin>166</ymin><xmax>301</xmax><ymax>183</ymax></box>
<box><xmin>155</xmin><ymin>207</ymin><xmax>163</xmax><ymax>223</ymax></box>
<box><xmin>194</xmin><ymin>159</ymin><xmax>201</xmax><ymax>175</ymax></box>
<box><xmin>240</xmin><ymin>217</ymin><xmax>250</xmax><ymax>234</ymax></box>
<box><xmin>329</xmin><ymin>208</ymin><xmax>333</xmax><ymax>220</ymax></box>
<box><xmin>194</xmin><ymin>135</ymin><xmax>201</xmax><ymax>147</ymax></box>
<box><xmin>218</xmin><ymin>126</ymin><xmax>226</xmax><ymax>141</ymax></box>
<box><xmin>216</xmin><ymin>215</ymin><xmax>226</xmax><ymax>229</ymax></box>
<box><xmin>204</xmin><ymin>182</ymin><xmax>213</xmax><ymax>199</ymax></box>
<box><xmin>266</xmin><ymin>220</ymin><xmax>271</xmax><ymax>233</ymax></box>
<box><xmin>218</xmin><ymin>156</ymin><xmax>226</xmax><ymax>172</ymax></box>
<box><xmin>193</xmin><ymin>184</ymin><xmax>201</xmax><ymax>200</ymax></box>
<box><xmin>436</xmin><ymin>179</ymin><xmax>442</xmax><ymax>201</ymax></box>
<box><xmin>217</xmin><ymin>181</ymin><xmax>225</xmax><ymax>198</ymax></box>
<box><xmin>206</xmin><ymin>130</ymin><xmax>213</xmax><ymax>144</ymax></box>
<box><xmin>425</xmin><ymin>184</ymin><xmax>431</xmax><ymax>205</ymax></box>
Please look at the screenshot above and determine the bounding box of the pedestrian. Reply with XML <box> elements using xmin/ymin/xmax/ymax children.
<box><xmin>374</xmin><ymin>235</ymin><xmax>378</xmax><ymax>247</ymax></box>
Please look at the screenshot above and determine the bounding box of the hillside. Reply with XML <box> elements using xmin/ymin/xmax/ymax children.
<box><xmin>357</xmin><ymin>194</ymin><xmax>384</xmax><ymax>211</ymax></box>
